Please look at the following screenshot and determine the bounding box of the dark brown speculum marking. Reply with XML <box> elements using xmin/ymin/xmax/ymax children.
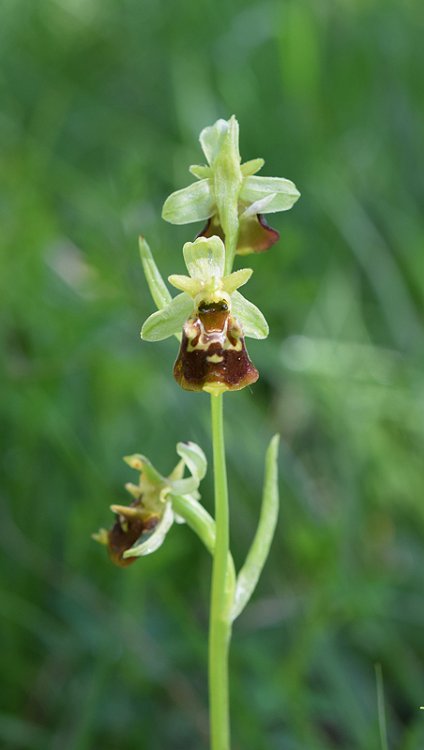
<box><xmin>198</xmin><ymin>212</ymin><xmax>279</xmax><ymax>255</ymax></box>
<box><xmin>173</xmin><ymin>307</ymin><xmax>259</xmax><ymax>393</ymax></box>
<box><xmin>107</xmin><ymin>500</ymin><xmax>159</xmax><ymax>567</ymax></box>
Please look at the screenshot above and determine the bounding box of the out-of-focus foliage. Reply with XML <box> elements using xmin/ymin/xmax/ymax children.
<box><xmin>1</xmin><ymin>0</ymin><xmax>423</xmax><ymax>748</ymax></box>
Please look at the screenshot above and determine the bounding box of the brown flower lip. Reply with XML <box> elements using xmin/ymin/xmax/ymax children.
<box><xmin>198</xmin><ymin>213</ymin><xmax>279</xmax><ymax>255</ymax></box>
<box><xmin>173</xmin><ymin>302</ymin><xmax>259</xmax><ymax>393</ymax></box>
<box><xmin>107</xmin><ymin>500</ymin><xmax>159</xmax><ymax>567</ymax></box>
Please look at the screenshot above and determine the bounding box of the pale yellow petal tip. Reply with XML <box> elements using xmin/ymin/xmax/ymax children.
<box><xmin>222</xmin><ymin>267</ymin><xmax>253</xmax><ymax>294</ymax></box>
<box><xmin>92</xmin><ymin>529</ymin><xmax>108</xmax><ymax>546</ymax></box>
<box><xmin>122</xmin><ymin>547</ymin><xmax>140</xmax><ymax>560</ymax></box>
<box><xmin>168</xmin><ymin>274</ymin><xmax>199</xmax><ymax>296</ymax></box>
<box><xmin>125</xmin><ymin>482</ymin><xmax>141</xmax><ymax>499</ymax></box>
<box><xmin>123</xmin><ymin>454</ymin><xmax>144</xmax><ymax>471</ymax></box>
<box><xmin>110</xmin><ymin>504</ymin><xmax>142</xmax><ymax>519</ymax></box>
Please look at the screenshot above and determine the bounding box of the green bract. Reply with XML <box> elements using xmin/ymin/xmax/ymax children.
<box><xmin>140</xmin><ymin>236</ymin><xmax>268</xmax><ymax>342</ymax></box>
<box><xmin>162</xmin><ymin>115</ymin><xmax>300</xmax><ymax>262</ymax></box>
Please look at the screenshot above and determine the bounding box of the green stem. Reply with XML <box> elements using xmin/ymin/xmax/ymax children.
<box><xmin>224</xmin><ymin>225</ymin><xmax>238</xmax><ymax>275</ymax></box>
<box><xmin>170</xmin><ymin>494</ymin><xmax>236</xmax><ymax>593</ymax></box>
<box><xmin>209</xmin><ymin>392</ymin><xmax>232</xmax><ymax>750</ymax></box>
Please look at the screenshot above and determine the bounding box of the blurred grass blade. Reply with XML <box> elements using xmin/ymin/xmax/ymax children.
<box><xmin>375</xmin><ymin>664</ymin><xmax>389</xmax><ymax>750</ymax></box>
<box><xmin>139</xmin><ymin>236</ymin><xmax>172</xmax><ymax>310</ymax></box>
<box><xmin>231</xmin><ymin>434</ymin><xmax>279</xmax><ymax>621</ymax></box>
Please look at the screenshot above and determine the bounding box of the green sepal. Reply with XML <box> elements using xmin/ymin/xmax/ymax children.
<box><xmin>199</xmin><ymin>118</ymin><xmax>229</xmax><ymax>164</ymax></box>
<box><xmin>176</xmin><ymin>441</ymin><xmax>207</xmax><ymax>483</ymax></box>
<box><xmin>141</xmin><ymin>293</ymin><xmax>193</xmax><ymax>341</ymax></box>
<box><xmin>231</xmin><ymin>435</ymin><xmax>280</xmax><ymax>621</ymax></box>
<box><xmin>231</xmin><ymin>290</ymin><xmax>269</xmax><ymax>339</ymax></box>
<box><xmin>240</xmin><ymin>176</ymin><xmax>300</xmax><ymax>212</ymax></box>
<box><xmin>162</xmin><ymin>179</ymin><xmax>214</xmax><ymax>225</ymax></box>
<box><xmin>168</xmin><ymin>476</ymin><xmax>199</xmax><ymax>496</ymax></box>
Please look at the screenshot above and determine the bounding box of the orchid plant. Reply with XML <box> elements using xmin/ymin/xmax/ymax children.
<box><xmin>94</xmin><ymin>115</ymin><xmax>300</xmax><ymax>749</ymax></box>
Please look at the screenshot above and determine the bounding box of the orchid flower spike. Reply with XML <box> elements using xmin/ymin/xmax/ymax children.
<box><xmin>93</xmin><ymin>442</ymin><xmax>207</xmax><ymax>566</ymax></box>
<box><xmin>140</xmin><ymin>236</ymin><xmax>268</xmax><ymax>394</ymax></box>
<box><xmin>162</xmin><ymin>115</ymin><xmax>300</xmax><ymax>257</ymax></box>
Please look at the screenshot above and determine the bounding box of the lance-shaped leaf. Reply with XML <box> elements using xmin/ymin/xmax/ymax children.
<box><xmin>141</xmin><ymin>293</ymin><xmax>193</xmax><ymax>341</ymax></box>
<box><xmin>231</xmin><ymin>435</ymin><xmax>280</xmax><ymax>621</ymax></box>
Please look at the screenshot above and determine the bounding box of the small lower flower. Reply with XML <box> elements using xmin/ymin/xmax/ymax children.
<box><xmin>96</xmin><ymin>501</ymin><xmax>163</xmax><ymax>567</ymax></box>
<box><xmin>93</xmin><ymin>443</ymin><xmax>207</xmax><ymax>567</ymax></box>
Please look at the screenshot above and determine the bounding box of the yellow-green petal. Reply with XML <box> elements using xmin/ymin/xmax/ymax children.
<box><xmin>241</xmin><ymin>158</ymin><xmax>265</xmax><ymax>176</ymax></box>
<box><xmin>168</xmin><ymin>274</ymin><xmax>202</xmax><ymax>297</ymax></box>
<box><xmin>189</xmin><ymin>164</ymin><xmax>211</xmax><ymax>179</ymax></box>
<box><xmin>222</xmin><ymin>268</ymin><xmax>253</xmax><ymax>295</ymax></box>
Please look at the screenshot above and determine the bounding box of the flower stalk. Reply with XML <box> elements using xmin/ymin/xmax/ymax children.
<box><xmin>209</xmin><ymin>392</ymin><xmax>232</xmax><ymax>750</ymax></box>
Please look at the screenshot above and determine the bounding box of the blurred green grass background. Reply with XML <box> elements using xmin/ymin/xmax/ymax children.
<box><xmin>1</xmin><ymin>0</ymin><xmax>424</xmax><ymax>748</ymax></box>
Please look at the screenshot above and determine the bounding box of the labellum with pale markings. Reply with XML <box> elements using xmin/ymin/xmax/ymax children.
<box><xmin>174</xmin><ymin>297</ymin><xmax>259</xmax><ymax>394</ymax></box>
